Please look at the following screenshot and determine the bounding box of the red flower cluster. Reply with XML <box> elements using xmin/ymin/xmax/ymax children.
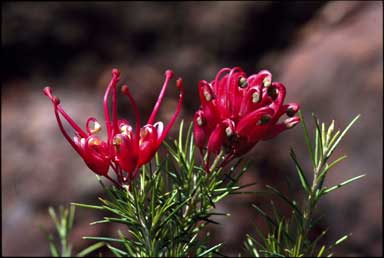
<box><xmin>44</xmin><ymin>69</ymin><xmax>183</xmax><ymax>186</ymax></box>
<box><xmin>193</xmin><ymin>67</ymin><xmax>300</xmax><ymax>171</ymax></box>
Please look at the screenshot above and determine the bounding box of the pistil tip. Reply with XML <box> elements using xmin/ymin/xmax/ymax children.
<box><xmin>176</xmin><ymin>78</ymin><xmax>183</xmax><ymax>90</ymax></box>
<box><xmin>112</xmin><ymin>68</ymin><xmax>120</xmax><ymax>77</ymax></box>
<box><xmin>43</xmin><ymin>86</ymin><xmax>52</xmax><ymax>96</ymax></box>
<box><xmin>121</xmin><ymin>85</ymin><xmax>129</xmax><ymax>95</ymax></box>
<box><xmin>165</xmin><ymin>69</ymin><xmax>174</xmax><ymax>79</ymax></box>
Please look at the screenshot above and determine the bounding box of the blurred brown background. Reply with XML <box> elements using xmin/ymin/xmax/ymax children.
<box><xmin>1</xmin><ymin>1</ymin><xmax>382</xmax><ymax>257</ymax></box>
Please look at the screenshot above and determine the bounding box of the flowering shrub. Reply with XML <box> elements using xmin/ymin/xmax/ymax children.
<box><xmin>193</xmin><ymin>67</ymin><xmax>300</xmax><ymax>171</ymax></box>
<box><xmin>43</xmin><ymin>66</ymin><xmax>363</xmax><ymax>257</ymax></box>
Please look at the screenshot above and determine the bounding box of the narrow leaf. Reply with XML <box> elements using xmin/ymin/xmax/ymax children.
<box><xmin>107</xmin><ymin>244</ymin><xmax>127</xmax><ymax>257</ymax></box>
<box><xmin>335</xmin><ymin>234</ymin><xmax>349</xmax><ymax>245</ymax></box>
<box><xmin>49</xmin><ymin>241</ymin><xmax>60</xmax><ymax>257</ymax></box>
<box><xmin>313</xmin><ymin>114</ymin><xmax>324</xmax><ymax>161</ymax></box>
<box><xmin>318</xmin><ymin>155</ymin><xmax>348</xmax><ymax>180</ymax></box>
<box><xmin>290</xmin><ymin>148</ymin><xmax>310</xmax><ymax>193</ymax></box>
<box><xmin>70</xmin><ymin>202</ymin><xmax>104</xmax><ymax>210</ymax></box>
<box><xmin>326</xmin><ymin>115</ymin><xmax>360</xmax><ymax>158</ymax></box>
<box><xmin>197</xmin><ymin>243</ymin><xmax>223</xmax><ymax>257</ymax></box>
<box><xmin>245</xmin><ymin>236</ymin><xmax>260</xmax><ymax>257</ymax></box>
<box><xmin>323</xmin><ymin>174</ymin><xmax>365</xmax><ymax>194</ymax></box>
<box><xmin>76</xmin><ymin>242</ymin><xmax>105</xmax><ymax>257</ymax></box>
<box><xmin>265</xmin><ymin>185</ymin><xmax>303</xmax><ymax>217</ymax></box>
<box><xmin>299</xmin><ymin>111</ymin><xmax>315</xmax><ymax>166</ymax></box>
<box><xmin>317</xmin><ymin>245</ymin><xmax>326</xmax><ymax>257</ymax></box>
<box><xmin>82</xmin><ymin>236</ymin><xmax>126</xmax><ymax>243</ymax></box>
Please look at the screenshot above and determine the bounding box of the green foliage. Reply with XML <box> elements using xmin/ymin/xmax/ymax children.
<box><xmin>44</xmin><ymin>114</ymin><xmax>364</xmax><ymax>257</ymax></box>
<box><xmin>43</xmin><ymin>205</ymin><xmax>105</xmax><ymax>257</ymax></box>
<box><xmin>70</xmin><ymin>121</ymin><xmax>252</xmax><ymax>257</ymax></box>
<box><xmin>46</xmin><ymin>205</ymin><xmax>75</xmax><ymax>257</ymax></box>
<box><xmin>244</xmin><ymin>112</ymin><xmax>365</xmax><ymax>257</ymax></box>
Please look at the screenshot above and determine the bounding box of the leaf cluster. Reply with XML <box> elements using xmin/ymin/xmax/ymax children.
<box><xmin>43</xmin><ymin>205</ymin><xmax>105</xmax><ymax>257</ymax></box>
<box><xmin>244</xmin><ymin>112</ymin><xmax>364</xmax><ymax>257</ymax></box>
<box><xmin>69</xmin><ymin>121</ymin><xmax>252</xmax><ymax>257</ymax></box>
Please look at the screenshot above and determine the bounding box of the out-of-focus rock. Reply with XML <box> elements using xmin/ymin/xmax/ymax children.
<box><xmin>265</xmin><ymin>1</ymin><xmax>382</xmax><ymax>256</ymax></box>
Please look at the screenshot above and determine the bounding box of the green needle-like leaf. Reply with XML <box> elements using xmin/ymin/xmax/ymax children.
<box><xmin>313</xmin><ymin>114</ymin><xmax>324</xmax><ymax>161</ymax></box>
<box><xmin>82</xmin><ymin>236</ymin><xmax>126</xmax><ymax>243</ymax></box>
<box><xmin>265</xmin><ymin>185</ymin><xmax>303</xmax><ymax>218</ymax></box>
<box><xmin>290</xmin><ymin>148</ymin><xmax>310</xmax><ymax>193</ymax></box>
<box><xmin>49</xmin><ymin>241</ymin><xmax>60</xmax><ymax>257</ymax></box>
<box><xmin>319</xmin><ymin>155</ymin><xmax>348</xmax><ymax>178</ymax></box>
<box><xmin>245</xmin><ymin>236</ymin><xmax>260</xmax><ymax>257</ymax></box>
<box><xmin>299</xmin><ymin>111</ymin><xmax>316</xmax><ymax>166</ymax></box>
<box><xmin>334</xmin><ymin>234</ymin><xmax>350</xmax><ymax>246</ymax></box>
<box><xmin>326</xmin><ymin>115</ymin><xmax>360</xmax><ymax>158</ymax></box>
<box><xmin>317</xmin><ymin>245</ymin><xmax>326</xmax><ymax>257</ymax></box>
<box><xmin>71</xmin><ymin>202</ymin><xmax>104</xmax><ymax>210</ymax></box>
<box><xmin>107</xmin><ymin>244</ymin><xmax>127</xmax><ymax>257</ymax></box>
<box><xmin>322</xmin><ymin>174</ymin><xmax>366</xmax><ymax>194</ymax></box>
<box><xmin>197</xmin><ymin>243</ymin><xmax>223</xmax><ymax>257</ymax></box>
<box><xmin>76</xmin><ymin>242</ymin><xmax>105</xmax><ymax>257</ymax></box>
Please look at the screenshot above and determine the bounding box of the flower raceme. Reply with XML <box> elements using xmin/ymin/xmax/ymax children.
<box><xmin>193</xmin><ymin>67</ymin><xmax>300</xmax><ymax>171</ymax></box>
<box><xmin>44</xmin><ymin>69</ymin><xmax>183</xmax><ymax>186</ymax></box>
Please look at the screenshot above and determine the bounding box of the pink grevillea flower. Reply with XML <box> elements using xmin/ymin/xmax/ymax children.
<box><xmin>193</xmin><ymin>67</ymin><xmax>300</xmax><ymax>172</ymax></box>
<box><xmin>44</xmin><ymin>69</ymin><xmax>183</xmax><ymax>186</ymax></box>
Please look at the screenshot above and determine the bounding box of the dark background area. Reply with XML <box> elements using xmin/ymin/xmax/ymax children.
<box><xmin>2</xmin><ymin>1</ymin><xmax>382</xmax><ymax>256</ymax></box>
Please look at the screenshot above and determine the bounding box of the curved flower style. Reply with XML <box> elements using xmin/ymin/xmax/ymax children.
<box><xmin>44</xmin><ymin>69</ymin><xmax>183</xmax><ymax>186</ymax></box>
<box><xmin>193</xmin><ymin>67</ymin><xmax>300</xmax><ymax>172</ymax></box>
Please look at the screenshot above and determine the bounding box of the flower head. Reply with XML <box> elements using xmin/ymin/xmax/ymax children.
<box><xmin>44</xmin><ymin>69</ymin><xmax>183</xmax><ymax>186</ymax></box>
<box><xmin>193</xmin><ymin>67</ymin><xmax>300</xmax><ymax>172</ymax></box>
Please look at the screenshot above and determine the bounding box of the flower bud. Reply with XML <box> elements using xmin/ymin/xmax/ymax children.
<box><xmin>194</xmin><ymin>111</ymin><xmax>207</xmax><ymax>148</ymax></box>
<box><xmin>326</xmin><ymin>120</ymin><xmax>335</xmax><ymax>144</ymax></box>
<box><xmin>207</xmin><ymin>124</ymin><xmax>225</xmax><ymax>154</ymax></box>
